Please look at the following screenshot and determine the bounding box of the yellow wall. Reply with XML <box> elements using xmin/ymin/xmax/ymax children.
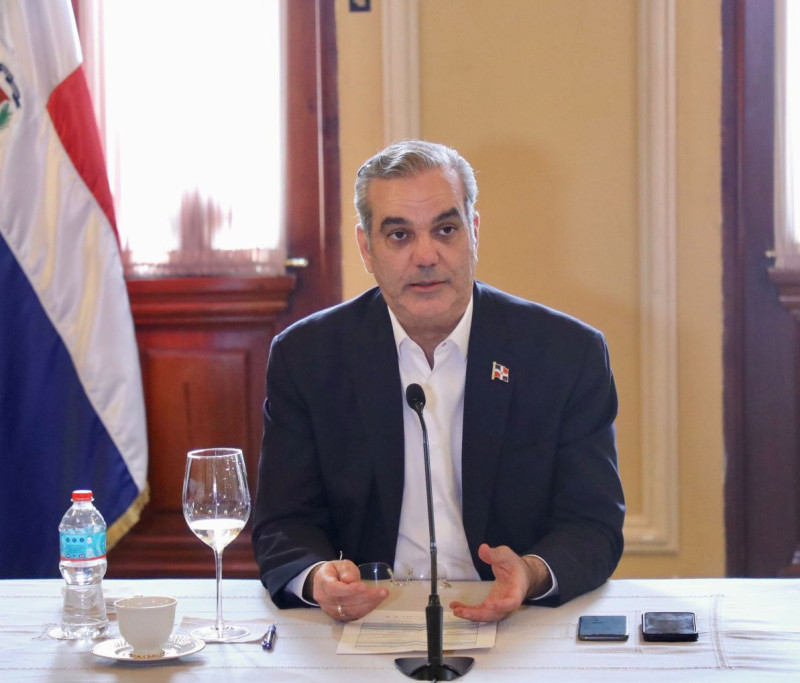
<box><xmin>336</xmin><ymin>0</ymin><xmax>724</xmax><ymax>578</ymax></box>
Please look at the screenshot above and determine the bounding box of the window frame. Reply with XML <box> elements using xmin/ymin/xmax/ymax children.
<box><xmin>74</xmin><ymin>0</ymin><xmax>342</xmax><ymax>319</ymax></box>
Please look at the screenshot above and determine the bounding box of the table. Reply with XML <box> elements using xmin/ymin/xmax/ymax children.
<box><xmin>1</xmin><ymin>578</ymin><xmax>798</xmax><ymax>681</ymax></box>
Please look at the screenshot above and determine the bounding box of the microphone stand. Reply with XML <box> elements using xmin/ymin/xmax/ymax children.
<box><xmin>395</xmin><ymin>385</ymin><xmax>474</xmax><ymax>681</ymax></box>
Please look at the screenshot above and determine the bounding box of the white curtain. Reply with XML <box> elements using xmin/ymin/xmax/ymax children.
<box><xmin>79</xmin><ymin>0</ymin><xmax>285</xmax><ymax>277</ymax></box>
<box><xmin>775</xmin><ymin>0</ymin><xmax>800</xmax><ymax>268</ymax></box>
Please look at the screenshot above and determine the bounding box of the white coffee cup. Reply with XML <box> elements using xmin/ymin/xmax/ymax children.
<box><xmin>115</xmin><ymin>596</ymin><xmax>177</xmax><ymax>657</ymax></box>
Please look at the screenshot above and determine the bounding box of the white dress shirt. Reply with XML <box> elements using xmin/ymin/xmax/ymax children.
<box><xmin>388</xmin><ymin>299</ymin><xmax>481</xmax><ymax>581</ymax></box>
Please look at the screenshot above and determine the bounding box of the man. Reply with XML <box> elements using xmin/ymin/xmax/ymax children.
<box><xmin>252</xmin><ymin>140</ymin><xmax>625</xmax><ymax>623</ymax></box>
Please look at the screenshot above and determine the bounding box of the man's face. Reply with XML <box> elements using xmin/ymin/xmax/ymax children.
<box><xmin>356</xmin><ymin>166</ymin><xmax>479</xmax><ymax>342</ymax></box>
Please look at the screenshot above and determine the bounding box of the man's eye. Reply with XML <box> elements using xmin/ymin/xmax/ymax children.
<box><xmin>438</xmin><ymin>225</ymin><xmax>457</xmax><ymax>236</ymax></box>
<box><xmin>388</xmin><ymin>231</ymin><xmax>408</xmax><ymax>242</ymax></box>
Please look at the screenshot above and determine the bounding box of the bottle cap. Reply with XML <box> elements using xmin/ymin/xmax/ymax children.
<box><xmin>72</xmin><ymin>490</ymin><xmax>94</xmax><ymax>501</ymax></box>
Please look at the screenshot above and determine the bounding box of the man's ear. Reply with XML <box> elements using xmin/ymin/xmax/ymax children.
<box><xmin>356</xmin><ymin>224</ymin><xmax>373</xmax><ymax>274</ymax></box>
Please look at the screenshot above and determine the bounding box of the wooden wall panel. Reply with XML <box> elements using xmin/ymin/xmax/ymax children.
<box><xmin>768</xmin><ymin>269</ymin><xmax>800</xmax><ymax>576</ymax></box>
<box><xmin>144</xmin><ymin>349</ymin><xmax>250</xmax><ymax>513</ymax></box>
<box><xmin>107</xmin><ymin>276</ymin><xmax>294</xmax><ymax>579</ymax></box>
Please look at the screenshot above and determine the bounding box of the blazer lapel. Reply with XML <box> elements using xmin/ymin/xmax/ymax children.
<box><xmin>344</xmin><ymin>291</ymin><xmax>405</xmax><ymax>553</ymax></box>
<box><xmin>462</xmin><ymin>284</ymin><xmax>514</xmax><ymax>569</ymax></box>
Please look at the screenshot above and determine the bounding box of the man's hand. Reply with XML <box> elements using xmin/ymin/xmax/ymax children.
<box><xmin>449</xmin><ymin>544</ymin><xmax>552</xmax><ymax>622</ymax></box>
<box><xmin>305</xmin><ymin>558</ymin><xmax>389</xmax><ymax>621</ymax></box>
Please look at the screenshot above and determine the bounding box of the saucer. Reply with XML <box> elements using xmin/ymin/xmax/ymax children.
<box><xmin>91</xmin><ymin>634</ymin><xmax>205</xmax><ymax>662</ymax></box>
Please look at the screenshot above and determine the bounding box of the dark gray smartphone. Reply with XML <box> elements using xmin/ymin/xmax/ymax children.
<box><xmin>577</xmin><ymin>615</ymin><xmax>629</xmax><ymax>641</ymax></box>
<box><xmin>641</xmin><ymin>611</ymin><xmax>698</xmax><ymax>642</ymax></box>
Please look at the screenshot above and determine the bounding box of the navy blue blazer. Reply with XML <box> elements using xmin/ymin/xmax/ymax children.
<box><xmin>252</xmin><ymin>282</ymin><xmax>625</xmax><ymax>608</ymax></box>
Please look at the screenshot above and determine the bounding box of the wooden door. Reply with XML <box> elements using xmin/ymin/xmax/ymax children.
<box><xmin>106</xmin><ymin>0</ymin><xmax>341</xmax><ymax>579</ymax></box>
<box><xmin>722</xmin><ymin>0</ymin><xmax>800</xmax><ymax>578</ymax></box>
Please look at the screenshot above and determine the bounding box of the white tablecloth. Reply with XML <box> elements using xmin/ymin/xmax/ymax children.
<box><xmin>1</xmin><ymin>577</ymin><xmax>798</xmax><ymax>681</ymax></box>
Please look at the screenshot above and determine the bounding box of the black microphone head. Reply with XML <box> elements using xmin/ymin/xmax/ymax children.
<box><xmin>405</xmin><ymin>383</ymin><xmax>426</xmax><ymax>412</ymax></box>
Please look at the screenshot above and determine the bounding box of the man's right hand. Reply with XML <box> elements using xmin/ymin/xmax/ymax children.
<box><xmin>305</xmin><ymin>558</ymin><xmax>389</xmax><ymax>621</ymax></box>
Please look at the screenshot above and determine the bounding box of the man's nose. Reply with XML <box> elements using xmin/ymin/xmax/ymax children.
<box><xmin>412</xmin><ymin>234</ymin><xmax>439</xmax><ymax>267</ymax></box>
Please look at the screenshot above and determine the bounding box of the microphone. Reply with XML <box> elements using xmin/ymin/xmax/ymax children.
<box><xmin>395</xmin><ymin>384</ymin><xmax>474</xmax><ymax>681</ymax></box>
<box><xmin>406</xmin><ymin>382</ymin><xmax>426</xmax><ymax>413</ymax></box>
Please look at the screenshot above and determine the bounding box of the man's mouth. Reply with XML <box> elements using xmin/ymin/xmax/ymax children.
<box><xmin>409</xmin><ymin>280</ymin><xmax>444</xmax><ymax>291</ymax></box>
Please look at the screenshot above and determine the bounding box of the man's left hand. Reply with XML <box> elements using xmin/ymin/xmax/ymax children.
<box><xmin>449</xmin><ymin>543</ymin><xmax>552</xmax><ymax>622</ymax></box>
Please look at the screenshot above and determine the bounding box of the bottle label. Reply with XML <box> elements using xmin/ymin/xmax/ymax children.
<box><xmin>60</xmin><ymin>531</ymin><xmax>106</xmax><ymax>560</ymax></box>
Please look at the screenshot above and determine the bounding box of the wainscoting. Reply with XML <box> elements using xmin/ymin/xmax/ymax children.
<box><xmin>107</xmin><ymin>276</ymin><xmax>294</xmax><ymax>578</ymax></box>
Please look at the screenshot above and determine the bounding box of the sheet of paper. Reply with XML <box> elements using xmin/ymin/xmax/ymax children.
<box><xmin>337</xmin><ymin>610</ymin><xmax>496</xmax><ymax>654</ymax></box>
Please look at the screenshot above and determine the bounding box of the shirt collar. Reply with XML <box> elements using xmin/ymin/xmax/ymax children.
<box><xmin>387</xmin><ymin>294</ymin><xmax>474</xmax><ymax>361</ymax></box>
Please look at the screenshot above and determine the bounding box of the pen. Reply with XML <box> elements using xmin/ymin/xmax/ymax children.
<box><xmin>261</xmin><ymin>624</ymin><xmax>277</xmax><ymax>651</ymax></box>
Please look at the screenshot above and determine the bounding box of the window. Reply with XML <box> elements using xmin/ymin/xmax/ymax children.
<box><xmin>775</xmin><ymin>0</ymin><xmax>800</xmax><ymax>267</ymax></box>
<box><xmin>79</xmin><ymin>0</ymin><xmax>285</xmax><ymax>277</ymax></box>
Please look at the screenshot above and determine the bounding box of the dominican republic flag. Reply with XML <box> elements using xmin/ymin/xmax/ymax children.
<box><xmin>491</xmin><ymin>361</ymin><xmax>509</xmax><ymax>383</ymax></box>
<box><xmin>0</xmin><ymin>0</ymin><xmax>148</xmax><ymax>577</ymax></box>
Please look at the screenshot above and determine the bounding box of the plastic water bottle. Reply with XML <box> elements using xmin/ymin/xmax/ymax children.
<box><xmin>58</xmin><ymin>490</ymin><xmax>108</xmax><ymax>639</ymax></box>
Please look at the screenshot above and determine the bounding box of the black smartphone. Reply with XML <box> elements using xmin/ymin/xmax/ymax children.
<box><xmin>642</xmin><ymin>611</ymin><xmax>698</xmax><ymax>642</ymax></box>
<box><xmin>577</xmin><ymin>615</ymin><xmax>629</xmax><ymax>641</ymax></box>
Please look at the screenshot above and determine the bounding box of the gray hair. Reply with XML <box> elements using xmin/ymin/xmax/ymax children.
<box><xmin>354</xmin><ymin>140</ymin><xmax>478</xmax><ymax>241</ymax></box>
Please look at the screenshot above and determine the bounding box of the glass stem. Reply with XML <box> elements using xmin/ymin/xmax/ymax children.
<box><xmin>214</xmin><ymin>549</ymin><xmax>224</xmax><ymax>635</ymax></box>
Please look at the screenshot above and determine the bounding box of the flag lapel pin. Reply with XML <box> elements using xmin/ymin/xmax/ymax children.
<box><xmin>491</xmin><ymin>361</ymin><xmax>509</xmax><ymax>382</ymax></box>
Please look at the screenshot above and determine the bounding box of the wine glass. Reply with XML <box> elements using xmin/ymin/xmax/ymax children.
<box><xmin>183</xmin><ymin>447</ymin><xmax>251</xmax><ymax>641</ymax></box>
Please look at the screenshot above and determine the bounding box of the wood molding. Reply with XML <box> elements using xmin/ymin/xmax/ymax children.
<box><xmin>282</xmin><ymin>0</ymin><xmax>342</xmax><ymax>322</ymax></box>
<box><xmin>626</xmin><ymin>0</ymin><xmax>680</xmax><ymax>553</ymax></box>
<box><xmin>127</xmin><ymin>275</ymin><xmax>296</xmax><ymax>327</ymax></box>
<box><xmin>769</xmin><ymin>268</ymin><xmax>800</xmax><ymax>318</ymax></box>
<box><xmin>382</xmin><ymin>0</ymin><xmax>420</xmax><ymax>144</ymax></box>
